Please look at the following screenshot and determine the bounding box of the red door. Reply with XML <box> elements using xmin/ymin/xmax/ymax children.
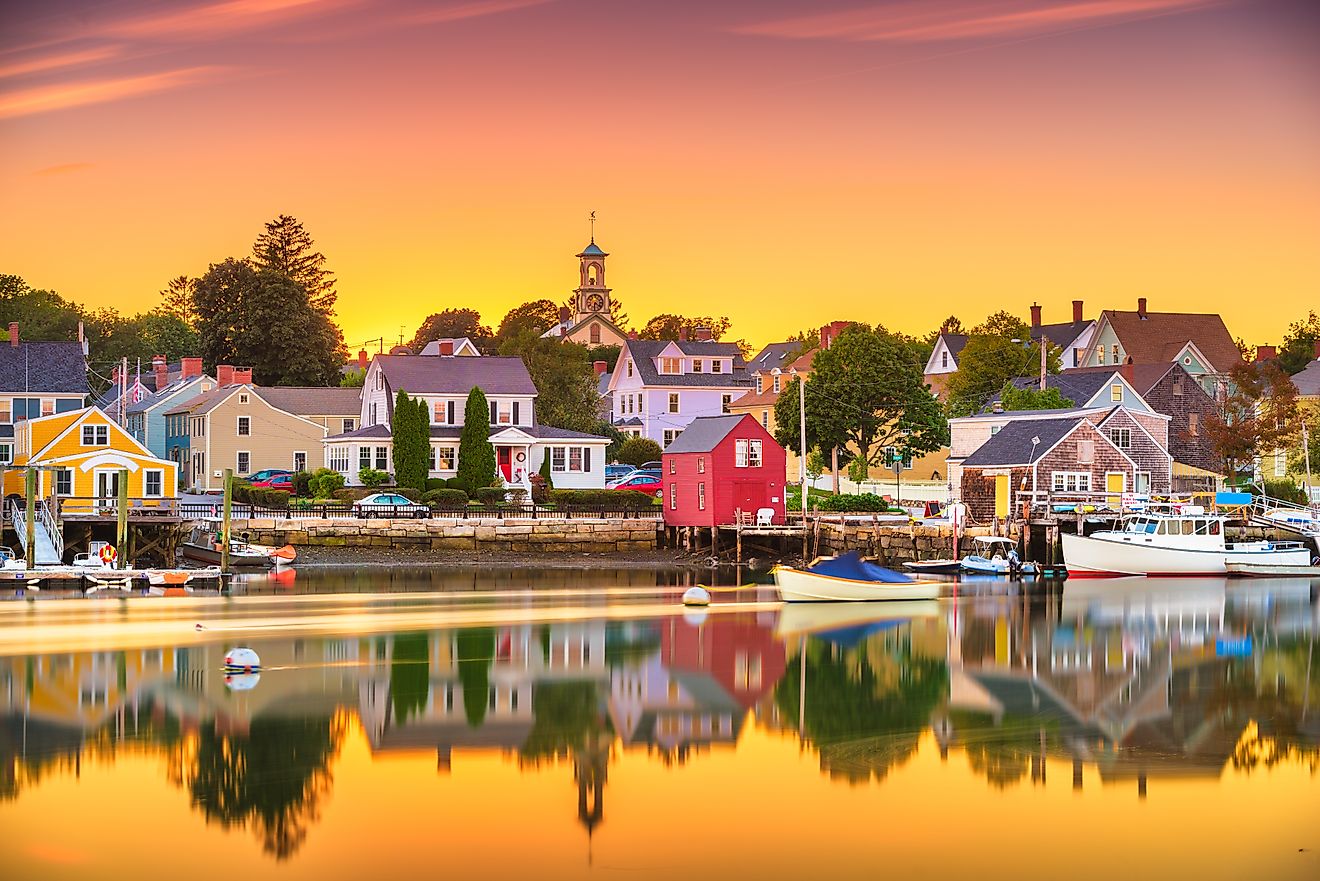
<box><xmin>734</xmin><ymin>481</ymin><xmax>767</xmax><ymax>519</ymax></box>
<box><xmin>498</xmin><ymin>447</ymin><xmax>512</xmax><ymax>481</ymax></box>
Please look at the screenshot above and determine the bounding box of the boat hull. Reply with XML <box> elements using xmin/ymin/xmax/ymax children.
<box><xmin>1225</xmin><ymin>561</ymin><xmax>1320</xmax><ymax>578</ymax></box>
<box><xmin>179</xmin><ymin>543</ymin><xmax>273</xmax><ymax>568</ymax></box>
<box><xmin>903</xmin><ymin>560</ymin><xmax>961</xmax><ymax>574</ymax></box>
<box><xmin>1062</xmin><ymin>532</ymin><xmax>1312</xmax><ymax>576</ymax></box>
<box><xmin>773</xmin><ymin>566</ymin><xmax>940</xmax><ymax>602</ymax></box>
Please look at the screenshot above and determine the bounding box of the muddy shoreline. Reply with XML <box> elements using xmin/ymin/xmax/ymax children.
<box><xmin>289</xmin><ymin>545</ymin><xmax>709</xmax><ymax>568</ymax></box>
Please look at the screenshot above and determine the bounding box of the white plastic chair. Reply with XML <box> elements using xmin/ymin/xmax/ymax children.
<box><xmin>756</xmin><ymin>507</ymin><xmax>774</xmax><ymax>526</ymax></box>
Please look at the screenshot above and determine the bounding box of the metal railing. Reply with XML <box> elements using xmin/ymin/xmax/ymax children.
<box><xmin>37</xmin><ymin>500</ymin><xmax>63</xmax><ymax>561</ymax></box>
<box><xmin>179</xmin><ymin>502</ymin><xmax>663</xmax><ymax>521</ymax></box>
<box><xmin>55</xmin><ymin>497</ymin><xmax>181</xmax><ymax>517</ymax></box>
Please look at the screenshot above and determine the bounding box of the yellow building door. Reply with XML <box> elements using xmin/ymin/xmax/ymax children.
<box><xmin>1106</xmin><ymin>472</ymin><xmax>1125</xmax><ymax>509</ymax></box>
<box><xmin>994</xmin><ymin>474</ymin><xmax>1010</xmax><ymax>519</ymax></box>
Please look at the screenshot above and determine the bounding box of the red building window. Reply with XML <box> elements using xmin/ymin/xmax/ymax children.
<box><xmin>698</xmin><ymin>483</ymin><xmax>706</xmax><ymax>510</ymax></box>
<box><xmin>669</xmin><ymin>483</ymin><xmax>677</xmax><ymax>509</ymax></box>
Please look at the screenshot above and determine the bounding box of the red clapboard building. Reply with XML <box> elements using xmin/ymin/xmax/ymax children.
<box><xmin>662</xmin><ymin>414</ymin><xmax>787</xmax><ymax>527</ymax></box>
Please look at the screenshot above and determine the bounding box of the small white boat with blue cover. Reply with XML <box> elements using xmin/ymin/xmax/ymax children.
<box><xmin>774</xmin><ymin>552</ymin><xmax>941</xmax><ymax>602</ymax></box>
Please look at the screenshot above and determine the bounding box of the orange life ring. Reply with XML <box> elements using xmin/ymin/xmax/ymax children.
<box><xmin>99</xmin><ymin>544</ymin><xmax>117</xmax><ymax>565</ymax></box>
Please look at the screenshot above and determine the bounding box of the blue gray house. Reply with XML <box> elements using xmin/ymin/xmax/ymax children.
<box><xmin>0</xmin><ymin>323</ymin><xmax>89</xmax><ymax>464</ymax></box>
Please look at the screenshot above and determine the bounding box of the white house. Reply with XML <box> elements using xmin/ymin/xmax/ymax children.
<box><xmin>325</xmin><ymin>350</ymin><xmax>608</xmax><ymax>489</ymax></box>
<box><xmin>608</xmin><ymin>337</ymin><xmax>754</xmax><ymax>448</ymax></box>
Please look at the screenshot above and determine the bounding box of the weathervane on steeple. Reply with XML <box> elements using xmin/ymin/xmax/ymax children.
<box><xmin>589</xmin><ymin>210</ymin><xmax>597</xmax><ymax>243</ymax></box>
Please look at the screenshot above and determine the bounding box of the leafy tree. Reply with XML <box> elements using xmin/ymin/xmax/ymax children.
<box><xmin>972</xmin><ymin>310</ymin><xmax>1031</xmax><ymax>339</ymax></box>
<box><xmin>497</xmin><ymin>331</ymin><xmax>600</xmax><ymax>432</ymax></box>
<box><xmin>1278</xmin><ymin>310</ymin><xmax>1320</xmax><ymax>375</ymax></box>
<box><xmin>782</xmin><ymin>327</ymin><xmax>822</xmax><ymax>364</ymax></box>
<box><xmin>0</xmin><ymin>274</ymin><xmax>85</xmax><ymax>339</ymax></box>
<box><xmin>637</xmin><ymin>313</ymin><xmax>731</xmax><ymax>342</ymax></box>
<box><xmin>159</xmin><ymin>275</ymin><xmax>197</xmax><ymax>327</ymax></box>
<box><xmin>583</xmin><ymin>343</ymin><xmax>621</xmax><ymax>369</ymax></box>
<box><xmin>773</xmin><ymin>324</ymin><xmax>948</xmax><ymax>471</ymax></box>
<box><xmin>251</xmin><ymin>214</ymin><xmax>337</xmax><ymax>313</ymax></box>
<box><xmin>593</xmin><ymin>419</ymin><xmax>629</xmax><ymax>462</ymax></box>
<box><xmin>456</xmin><ymin>627</ymin><xmax>496</xmax><ymax>728</ymax></box>
<box><xmin>409</xmin><ymin>308</ymin><xmax>493</xmax><ymax>353</ymax></box>
<box><xmin>944</xmin><ymin>336</ymin><xmax>1059</xmax><ymax>417</ymax></box>
<box><xmin>339</xmin><ymin>367</ymin><xmax>365</xmax><ymax>388</ymax></box>
<box><xmin>497</xmin><ymin>299</ymin><xmax>561</xmax><ymax>339</ymax></box>
<box><xmin>357</xmin><ymin>468</ymin><xmax>389</xmax><ymax>488</ymax></box>
<box><xmin>998</xmin><ymin>382</ymin><xmax>1075</xmax><ymax>412</ymax></box>
<box><xmin>456</xmin><ymin>387</ymin><xmax>497</xmax><ymax>491</ymax></box>
<box><xmin>392</xmin><ymin>390</ymin><xmax>429</xmax><ymax>491</ymax></box>
<box><xmin>538</xmin><ymin>451</ymin><xmax>554</xmax><ymax>491</ymax></box>
<box><xmin>616</xmin><ymin>435</ymin><xmax>662</xmax><ymax>468</ymax></box>
<box><xmin>1286</xmin><ymin>404</ymin><xmax>1319</xmax><ymax>478</ymax></box>
<box><xmin>1206</xmin><ymin>360</ymin><xmax>1301</xmax><ymax>483</ymax></box>
<box><xmin>193</xmin><ymin>258</ymin><xmax>346</xmax><ymax>385</ymax></box>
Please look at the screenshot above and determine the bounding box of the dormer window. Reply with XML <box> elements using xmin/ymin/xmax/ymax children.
<box><xmin>626</xmin><ymin>359</ymin><xmax>634</xmax><ymax>378</ymax></box>
<box><xmin>711</xmin><ymin>360</ymin><xmax>723</xmax><ymax>374</ymax></box>
<box><xmin>1111</xmin><ymin>344</ymin><xmax>1120</xmax><ymax>363</ymax></box>
<box><xmin>756</xmin><ymin>375</ymin><xmax>763</xmax><ymax>394</ymax></box>
<box><xmin>660</xmin><ymin>357</ymin><xmax>681</xmax><ymax>374</ymax></box>
<box><xmin>692</xmin><ymin>359</ymin><xmax>703</xmax><ymax>373</ymax></box>
<box><xmin>941</xmin><ymin>351</ymin><xmax>948</xmax><ymax>369</ymax></box>
<box><xmin>81</xmin><ymin>425</ymin><xmax>109</xmax><ymax>446</ymax></box>
<box><xmin>772</xmin><ymin>375</ymin><xmax>781</xmax><ymax>394</ymax></box>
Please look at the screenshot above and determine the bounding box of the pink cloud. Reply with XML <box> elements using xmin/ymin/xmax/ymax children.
<box><xmin>0</xmin><ymin>47</ymin><xmax>123</xmax><ymax>80</ymax></box>
<box><xmin>409</xmin><ymin>0</ymin><xmax>553</xmax><ymax>25</ymax></box>
<box><xmin>0</xmin><ymin>67</ymin><xmax>223</xmax><ymax>120</ymax></box>
<box><xmin>32</xmin><ymin>162</ymin><xmax>96</xmax><ymax>176</ymax></box>
<box><xmin>735</xmin><ymin>0</ymin><xmax>1222</xmax><ymax>43</ymax></box>
<box><xmin>104</xmin><ymin>0</ymin><xmax>358</xmax><ymax>40</ymax></box>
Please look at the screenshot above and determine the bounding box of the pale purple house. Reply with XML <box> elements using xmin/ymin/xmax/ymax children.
<box><xmin>607</xmin><ymin>338</ymin><xmax>754</xmax><ymax>448</ymax></box>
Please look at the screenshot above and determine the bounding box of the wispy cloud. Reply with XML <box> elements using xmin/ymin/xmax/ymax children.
<box><xmin>735</xmin><ymin>0</ymin><xmax>1221</xmax><ymax>43</ymax></box>
<box><xmin>0</xmin><ymin>47</ymin><xmax>123</xmax><ymax>80</ymax></box>
<box><xmin>0</xmin><ymin>67</ymin><xmax>223</xmax><ymax>120</ymax></box>
<box><xmin>408</xmin><ymin>0</ymin><xmax>553</xmax><ymax>25</ymax></box>
<box><xmin>104</xmin><ymin>0</ymin><xmax>357</xmax><ymax>40</ymax></box>
<box><xmin>32</xmin><ymin>162</ymin><xmax>96</xmax><ymax>176</ymax></box>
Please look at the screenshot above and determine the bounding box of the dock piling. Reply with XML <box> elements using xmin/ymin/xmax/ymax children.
<box><xmin>221</xmin><ymin>468</ymin><xmax>233</xmax><ymax>574</ymax></box>
<box><xmin>116</xmin><ymin>468</ymin><xmax>128</xmax><ymax>569</ymax></box>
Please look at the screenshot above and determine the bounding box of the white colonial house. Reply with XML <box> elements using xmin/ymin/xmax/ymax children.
<box><xmin>324</xmin><ymin>350</ymin><xmax>608</xmax><ymax>490</ymax></box>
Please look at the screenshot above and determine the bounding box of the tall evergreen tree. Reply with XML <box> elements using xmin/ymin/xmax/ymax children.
<box><xmin>392</xmin><ymin>390</ymin><xmax>429</xmax><ymax>490</ymax></box>
<box><xmin>251</xmin><ymin>214</ymin><xmax>338</xmax><ymax>313</ymax></box>
<box><xmin>159</xmin><ymin>275</ymin><xmax>197</xmax><ymax>327</ymax></box>
<box><xmin>456</xmin><ymin>386</ymin><xmax>496</xmax><ymax>491</ymax></box>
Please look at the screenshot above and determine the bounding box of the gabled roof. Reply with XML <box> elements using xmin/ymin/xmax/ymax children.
<box><xmin>1100</xmin><ymin>310</ymin><xmax>1241</xmax><ymax>372</ymax></box>
<box><xmin>256</xmin><ymin>386</ymin><xmax>361</xmax><ymax>416</ymax></box>
<box><xmin>999</xmin><ymin>371</ymin><xmax>1124</xmax><ymax>410</ymax></box>
<box><xmin>1063</xmin><ymin>363</ymin><xmax>1178</xmax><ymax>397</ymax></box>
<box><xmin>748</xmin><ymin>342</ymin><xmax>799</xmax><ymax>374</ymax></box>
<box><xmin>664</xmin><ymin>414</ymin><xmax>753</xmax><ymax>454</ymax></box>
<box><xmin>1031</xmin><ymin>319</ymin><xmax>1093</xmax><ymax>350</ymax></box>
<box><xmin>126</xmin><ymin>374</ymin><xmax>212</xmax><ymax>415</ymax></box>
<box><xmin>0</xmin><ymin>341</ymin><xmax>88</xmax><ymax>395</ymax></box>
<box><xmin>374</xmin><ymin>354</ymin><xmax>538</xmax><ymax>396</ymax></box>
<box><xmin>325</xmin><ymin>422</ymin><xmax>607</xmax><ymax>442</ymax></box>
<box><xmin>616</xmin><ymin>340</ymin><xmax>752</xmax><ymax>389</ymax></box>
<box><xmin>961</xmin><ymin>417</ymin><xmax>1088</xmax><ymax>467</ymax></box>
<box><xmin>1292</xmin><ymin>359</ymin><xmax>1320</xmax><ymax>397</ymax></box>
<box><xmin>418</xmin><ymin>338</ymin><xmax>480</xmax><ymax>356</ymax></box>
<box><xmin>164</xmin><ymin>385</ymin><xmax>240</xmax><ymax>417</ymax></box>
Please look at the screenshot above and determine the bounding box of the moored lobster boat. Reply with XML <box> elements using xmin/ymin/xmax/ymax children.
<box><xmin>774</xmin><ymin>552</ymin><xmax>941</xmax><ymax>602</ymax></box>
<box><xmin>180</xmin><ymin>525</ymin><xmax>296</xmax><ymax>568</ymax></box>
<box><xmin>1062</xmin><ymin>511</ymin><xmax>1313</xmax><ymax>576</ymax></box>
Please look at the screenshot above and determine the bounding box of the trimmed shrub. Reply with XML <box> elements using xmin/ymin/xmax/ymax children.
<box><xmin>358</xmin><ymin>468</ymin><xmax>390</xmax><ymax>488</ymax></box>
<box><xmin>538</xmin><ymin>453</ymin><xmax>554</xmax><ymax>491</ymax></box>
<box><xmin>423</xmin><ymin>488</ymin><xmax>469</xmax><ymax>508</ymax></box>
<box><xmin>549</xmin><ymin>489</ymin><xmax>653</xmax><ymax>509</ymax></box>
<box><xmin>507</xmin><ymin>488</ymin><xmax>528</xmax><ymax>506</ymax></box>
<box><xmin>425</xmin><ymin>477</ymin><xmax>447</xmax><ymax>491</ymax></box>
<box><xmin>814</xmin><ymin>492</ymin><xmax>892</xmax><ymax>513</ymax></box>
<box><xmin>291</xmin><ymin>470</ymin><xmax>313</xmax><ymax>497</ymax></box>
<box><xmin>242</xmin><ymin>488</ymin><xmax>291</xmax><ymax>508</ymax></box>
<box><xmin>392</xmin><ymin>487</ymin><xmax>422</xmax><ymax>502</ymax></box>
<box><xmin>456</xmin><ymin>387</ymin><xmax>497</xmax><ymax>493</ymax></box>
<box><xmin>616</xmin><ymin>436</ymin><xmax>663</xmax><ymax>468</ymax></box>
<box><xmin>333</xmin><ymin>488</ymin><xmax>377</xmax><ymax>502</ymax></box>
<box><xmin>474</xmin><ymin>486</ymin><xmax>506</xmax><ymax>506</ymax></box>
<box><xmin>308</xmin><ymin>468</ymin><xmax>346</xmax><ymax>499</ymax></box>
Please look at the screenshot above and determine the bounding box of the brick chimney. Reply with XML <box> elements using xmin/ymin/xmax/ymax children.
<box><xmin>693</xmin><ymin>326</ymin><xmax>712</xmax><ymax>341</ymax></box>
<box><xmin>8</xmin><ymin>322</ymin><xmax>17</xmax><ymax>348</ymax></box>
<box><xmin>1030</xmin><ymin>303</ymin><xmax>1042</xmax><ymax>330</ymax></box>
<box><xmin>438</xmin><ymin>340</ymin><xmax>454</xmax><ymax>356</ymax></box>
<box><xmin>1137</xmin><ymin>297</ymin><xmax>1147</xmax><ymax>319</ymax></box>
<box><xmin>628</xmin><ymin>330</ymin><xmax>638</xmax><ymax>340</ymax></box>
<box><xmin>678</xmin><ymin>327</ymin><xmax>688</xmax><ymax>341</ymax></box>
<box><xmin>1122</xmin><ymin>355</ymin><xmax>1135</xmax><ymax>384</ymax></box>
<box><xmin>357</xmin><ymin>349</ymin><xmax>368</xmax><ymax>370</ymax></box>
<box><xmin>593</xmin><ymin>360</ymin><xmax>608</xmax><ymax>376</ymax></box>
<box><xmin>820</xmin><ymin>320</ymin><xmax>851</xmax><ymax>350</ymax></box>
<box><xmin>180</xmin><ymin>357</ymin><xmax>203</xmax><ymax>379</ymax></box>
<box><xmin>152</xmin><ymin>355</ymin><xmax>169</xmax><ymax>391</ymax></box>
<box><xmin>1072</xmin><ymin>300</ymin><xmax>1083</xmax><ymax>323</ymax></box>
<box><xmin>217</xmin><ymin>364</ymin><xmax>234</xmax><ymax>386</ymax></box>
<box><xmin>1255</xmin><ymin>344</ymin><xmax>1277</xmax><ymax>363</ymax></box>
<box><xmin>232</xmin><ymin>367</ymin><xmax>253</xmax><ymax>384</ymax></box>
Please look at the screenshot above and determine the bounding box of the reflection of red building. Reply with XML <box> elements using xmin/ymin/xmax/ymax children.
<box><xmin>661</xmin><ymin>614</ymin><xmax>786</xmax><ymax>710</ymax></box>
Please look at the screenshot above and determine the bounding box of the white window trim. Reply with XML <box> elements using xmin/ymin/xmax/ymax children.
<box><xmin>81</xmin><ymin>424</ymin><xmax>110</xmax><ymax>447</ymax></box>
<box><xmin>293</xmin><ymin>451</ymin><xmax>307</xmax><ymax>471</ymax></box>
<box><xmin>143</xmin><ymin>468</ymin><xmax>165</xmax><ymax>498</ymax></box>
<box><xmin>236</xmin><ymin>451</ymin><xmax>251</xmax><ymax>474</ymax></box>
<box><xmin>236</xmin><ymin>415</ymin><xmax>251</xmax><ymax>436</ymax></box>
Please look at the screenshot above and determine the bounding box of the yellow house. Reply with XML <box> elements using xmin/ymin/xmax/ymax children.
<box><xmin>4</xmin><ymin>406</ymin><xmax>178</xmax><ymax>510</ymax></box>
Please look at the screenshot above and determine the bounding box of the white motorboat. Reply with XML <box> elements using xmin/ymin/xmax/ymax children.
<box><xmin>773</xmin><ymin>552</ymin><xmax>941</xmax><ymax>602</ymax></box>
<box><xmin>1225</xmin><ymin>561</ymin><xmax>1320</xmax><ymax>578</ymax></box>
<box><xmin>959</xmin><ymin>536</ymin><xmax>1038</xmax><ymax>576</ymax></box>
<box><xmin>1062</xmin><ymin>512</ymin><xmax>1314</xmax><ymax>576</ymax></box>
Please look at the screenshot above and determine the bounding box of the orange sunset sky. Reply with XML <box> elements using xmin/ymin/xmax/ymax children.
<box><xmin>2</xmin><ymin>0</ymin><xmax>1318</xmax><ymax>353</ymax></box>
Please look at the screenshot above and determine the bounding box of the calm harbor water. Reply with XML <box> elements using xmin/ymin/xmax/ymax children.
<box><xmin>1</xmin><ymin>567</ymin><xmax>1317</xmax><ymax>880</ymax></box>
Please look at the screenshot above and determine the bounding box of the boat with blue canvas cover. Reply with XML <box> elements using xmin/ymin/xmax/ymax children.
<box><xmin>773</xmin><ymin>552</ymin><xmax>941</xmax><ymax>602</ymax></box>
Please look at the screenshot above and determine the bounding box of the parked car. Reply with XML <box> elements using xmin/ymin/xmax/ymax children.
<box><xmin>352</xmin><ymin>492</ymin><xmax>430</xmax><ymax>518</ymax></box>
<box><xmin>605</xmin><ymin>464</ymin><xmax>636</xmax><ymax>481</ymax></box>
<box><xmin>640</xmin><ymin>460</ymin><xmax>662</xmax><ymax>471</ymax></box>
<box><xmin>608</xmin><ymin>473</ymin><xmax>663</xmax><ymax>497</ymax></box>
<box><xmin>246</xmin><ymin>468</ymin><xmax>291</xmax><ymax>483</ymax></box>
<box><xmin>251</xmin><ymin>474</ymin><xmax>294</xmax><ymax>490</ymax></box>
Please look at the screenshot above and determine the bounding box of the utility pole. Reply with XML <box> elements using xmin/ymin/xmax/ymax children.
<box><xmin>798</xmin><ymin>377</ymin><xmax>807</xmax><ymax>519</ymax></box>
<box><xmin>1040</xmin><ymin>338</ymin><xmax>1048</xmax><ymax>391</ymax></box>
<box><xmin>1303</xmin><ymin>419</ymin><xmax>1314</xmax><ymax>507</ymax></box>
<box><xmin>221</xmin><ymin>468</ymin><xmax>233</xmax><ymax>573</ymax></box>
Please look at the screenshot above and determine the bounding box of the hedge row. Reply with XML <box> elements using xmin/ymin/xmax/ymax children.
<box><xmin>548</xmin><ymin>489</ymin><xmax>654</xmax><ymax>509</ymax></box>
<box><xmin>813</xmin><ymin>493</ymin><xmax>895</xmax><ymax>513</ymax></box>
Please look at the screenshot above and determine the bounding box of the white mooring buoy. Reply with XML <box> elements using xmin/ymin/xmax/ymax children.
<box><xmin>223</xmin><ymin>647</ymin><xmax>261</xmax><ymax>673</ymax></box>
<box><xmin>682</xmin><ymin>586</ymin><xmax>711</xmax><ymax>607</ymax></box>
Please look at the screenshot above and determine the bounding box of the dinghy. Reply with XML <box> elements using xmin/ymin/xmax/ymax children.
<box><xmin>903</xmin><ymin>559</ymin><xmax>962</xmax><ymax>575</ymax></box>
<box><xmin>960</xmin><ymin>536</ymin><xmax>1038</xmax><ymax>575</ymax></box>
<box><xmin>774</xmin><ymin>552</ymin><xmax>941</xmax><ymax>602</ymax></box>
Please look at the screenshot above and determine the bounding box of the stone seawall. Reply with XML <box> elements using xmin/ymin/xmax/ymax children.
<box><xmin>814</xmin><ymin>521</ymin><xmax>992</xmax><ymax>565</ymax></box>
<box><xmin>231</xmin><ymin>517</ymin><xmax>661</xmax><ymax>554</ymax></box>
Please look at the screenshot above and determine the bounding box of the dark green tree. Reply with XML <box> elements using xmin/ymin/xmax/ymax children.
<box><xmin>497</xmin><ymin>298</ymin><xmax>562</xmax><ymax>340</ymax></box>
<box><xmin>193</xmin><ymin>258</ymin><xmax>346</xmax><ymax>386</ymax></box>
<box><xmin>339</xmin><ymin>368</ymin><xmax>365</xmax><ymax>388</ymax></box>
<box><xmin>456</xmin><ymin>386</ymin><xmax>496</xmax><ymax>492</ymax></box>
<box><xmin>637</xmin><ymin>313</ymin><xmax>731</xmax><ymax>341</ymax></box>
<box><xmin>593</xmin><ymin>419</ymin><xmax>629</xmax><ymax>462</ymax></box>
<box><xmin>997</xmin><ymin>382</ymin><xmax>1075</xmax><ymax>412</ymax></box>
<box><xmin>0</xmin><ymin>274</ymin><xmax>85</xmax><ymax>339</ymax></box>
<box><xmin>538</xmin><ymin>451</ymin><xmax>554</xmax><ymax>490</ymax></box>
<box><xmin>773</xmin><ymin>324</ymin><xmax>948</xmax><ymax>469</ymax></box>
<box><xmin>1279</xmin><ymin>311</ymin><xmax>1320</xmax><ymax>375</ymax></box>
<box><xmin>944</xmin><ymin>335</ymin><xmax>1059</xmax><ymax>417</ymax></box>
<box><xmin>455</xmin><ymin>627</ymin><xmax>496</xmax><ymax>728</ymax></box>
<box><xmin>409</xmin><ymin>308</ymin><xmax>493</xmax><ymax>353</ymax></box>
<box><xmin>972</xmin><ymin>310</ymin><xmax>1031</xmax><ymax>339</ymax></box>
<box><xmin>392</xmin><ymin>390</ymin><xmax>429</xmax><ymax>491</ymax></box>
<box><xmin>616</xmin><ymin>435</ymin><xmax>662</xmax><ymax>468</ymax></box>
<box><xmin>251</xmin><ymin>214</ymin><xmax>337</xmax><ymax>313</ymax></box>
<box><xmin>497</xmin><ymin>330</ymin><xmax>601</xmax><ymax>432</ymax></box>
<box><xmin>159</xmin><ymin>275</ymin><xmax>198</xmax><ymax>327</ymax></box>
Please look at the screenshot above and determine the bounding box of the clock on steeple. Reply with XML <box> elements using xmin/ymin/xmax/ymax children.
<box><xmin>573</xmin><ymin>218</ymin><xmax>611</xmax><ymax>323</ymax></box>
